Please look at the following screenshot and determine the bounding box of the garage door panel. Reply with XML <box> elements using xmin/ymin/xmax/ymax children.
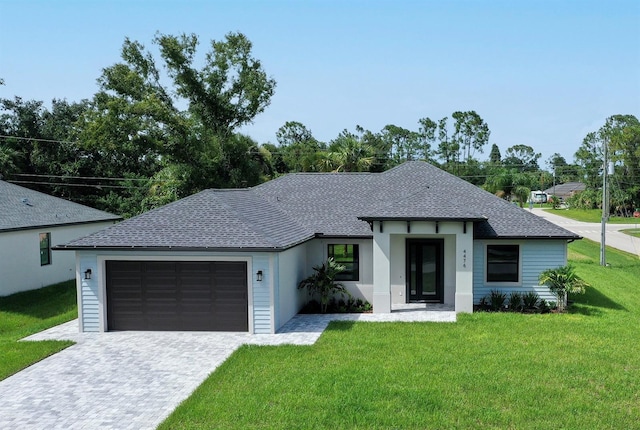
<box><xmin>107</xmin><ymin>260</ymin><xmax>248</xmax><ymax>331</ymax></box>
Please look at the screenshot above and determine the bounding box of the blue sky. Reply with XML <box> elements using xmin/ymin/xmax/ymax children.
<box><xmin>1</xmin><ymin>0</ymin><xmax>638</xmax><ymax>167</ymax></box>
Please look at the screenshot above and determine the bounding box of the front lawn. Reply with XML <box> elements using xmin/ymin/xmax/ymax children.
<box><xmin>161</xmin><ymin>240</ymin><xmax>640</xmax><ymax>429</ymax></box>
<box><xmin>0</xmin><ymin>280</ymin><xmax>77</xmax><ymax>381</ymax></box>
<box><xmin>545</xmin><ymin>208</ymin><xmax>640</xmax><ymax>224</ymax></box>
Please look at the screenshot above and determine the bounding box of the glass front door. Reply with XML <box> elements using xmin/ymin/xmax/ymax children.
<box><xmin>407</xmin><ymin>239</ymin><xmax>443</xmax><ymax>302</ymax></box>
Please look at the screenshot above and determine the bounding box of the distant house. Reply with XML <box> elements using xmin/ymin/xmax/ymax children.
<box><xmin>0</xmin><ymin>181</ymin><xmax>121</xmax><ymax>296</ymax></box>
<box><xmin>544</xmin><ymin>182</ymin><xmax>586</xmax><ymax>201</ymax></box>
<box><xmin>58</xmin><ymin>162</ymin><xmax>580</xmax><ymax>334</ymax></box>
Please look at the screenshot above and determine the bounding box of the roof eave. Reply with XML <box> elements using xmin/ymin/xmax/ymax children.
<box><xmin>0</xmin><ymin>217</ymin><xmax>122</xmax><ymax>234</ymax></box>
<box><xmin>52</xmin><ymin>234</ymin><xmax>317</xmax><ymax>253</ymax></box>
<box><xmin>357</xmin><ymin>216</ymin><xmax>487</xmax><ymax>222</ymax></box>
<box><xmin>474</xmin><ymin>234</ymin><xmax>583</xmax><ymax>240</ymax></box>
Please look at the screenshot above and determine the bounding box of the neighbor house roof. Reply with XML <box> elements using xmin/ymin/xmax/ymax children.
<box><xmin>543</xmin><ymin>182</ymin><xmax>586</xmax><ymax>199</ymax></box>
<box><xmin>0</xmin><ymin>180</ymin><xmax>121</xmax><ymax>232</ymax></box>
<box><xmin>59</xmin><ymin>161</ymin><xmax>579</xmax><ymax>251</ymax></box>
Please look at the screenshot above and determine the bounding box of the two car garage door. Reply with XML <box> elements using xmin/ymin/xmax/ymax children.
<box><xmin>106</xmin><ymin>260</ymin><xmax>248</xmax><ymax>331</ymax></box>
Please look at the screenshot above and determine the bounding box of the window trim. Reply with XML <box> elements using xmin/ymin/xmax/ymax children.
<box><xmin>40</xmin><ymin>232</ymin><xmax>52</xmax><ymax>266</ymax></box>
<box><xmin>485</xmin><ymin>243</ymin><xmax>521</xmax><ymax>286</ymax></box>
<box><xmin>327</xmin><ymin>243</ymin><xmax>360</xmax><ymax>282</ymax></box>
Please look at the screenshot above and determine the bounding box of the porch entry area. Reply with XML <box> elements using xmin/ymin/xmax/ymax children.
<box><xmin>406</xmin><ymin>239</ymin><xmax>444</xmax><ymax>303</ymax></box>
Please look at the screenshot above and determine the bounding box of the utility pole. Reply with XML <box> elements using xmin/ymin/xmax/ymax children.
<box><xmin>600</xmin><ymin>137</ymin><xmax>609</xmax><ymax>266</ymax></box>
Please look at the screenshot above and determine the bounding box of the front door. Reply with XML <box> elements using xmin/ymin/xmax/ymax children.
<box><xmin>406</xmin><ymin>239</ymin><xmax>444</xmax><ymax>302</ymax></box>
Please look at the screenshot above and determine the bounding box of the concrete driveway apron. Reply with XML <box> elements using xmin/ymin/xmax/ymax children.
<box><xmin>0</xmin><ymin>306</ymin><xmax>455</xmax><ymax>429</ymax></box>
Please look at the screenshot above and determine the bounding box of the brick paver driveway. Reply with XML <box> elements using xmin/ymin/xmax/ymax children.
<box><xmin>0</xmin><ymin>305</ymin><xmax>454</xmax><ymax>429</ymax></box>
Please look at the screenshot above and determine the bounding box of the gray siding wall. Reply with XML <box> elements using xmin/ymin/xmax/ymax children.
<box><xmin>251</xmin><ymin>253</ymin><xmax>272</xmax><ymax>334</ymax></box>
<box><xmin>78</xmin><ymin>252</ymin><xmax>100</xmax><ymax>332</ymax></box>
<box><xmin>76</xmin><ymin>250</ymin><xmax>275</xmax><ymax>334</ymax></box>
<box><xmin>473</xmin><ymin>239</ymin><xmax>568</xmax><ymax>304</ymax></box>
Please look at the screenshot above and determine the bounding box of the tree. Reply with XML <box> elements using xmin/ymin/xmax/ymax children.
<box><xmin>155</xmin><ymin>32</ymin><xmax>276</xmax><ymax>136</ymax></box>
<box><xmin>381</xmin><ymin>124</ymin><xmax>422</xmax><ymax>164</ymax></box>
<box><xmin>451</xmin><ymin>110</ymin><xmax>490</xmax><ymax>162</ymax></box>
<box><xmin>574</xmin><ymin>132</ymin><xmax>602</xmax><ymax>189</ymax></box>
<box><xmin>76</xmin><ymin>31</ymin><xmax>276</xmax><ymax>215</ymax></box>
<box><xmin>503</xmin><ymin>144</ymin><xmax>541</xmax><ymax>172</ymax></box>
<box><xmin>547</xmin><ymin>152</ymin><xmax>580</xmax><ymax>184</ymax></box>
<box><xmin>297</xmin><ymin>258</ymin><xmax>349</xmax><ymax>313</ymax></box>
<box><xmin>324</xmin><ymin>131</ymin><xmax>375</xmax><ymax>172</ymax></box>
<box><xmin>0</xmin><ymin>97</ymin><xmax>91</xmax><ymax>198</ymax></box>
<box><xmin>435</xmin><ymin>116</ymin><xmax>459</xmax><ymax>172</ymax></box>
<box><xmin>575</xmin><ymin>115</ymin><xmax>640</xmax><ymax>214</ymax></box>
<box><xmin>539</xmin><ymin>265</ymin><xmax>588</xmax><ymax>312</ymax></box>
<box><xmin>416</xmin><ymin>117</ymin><xmax>437</xmax><ymax>161</ymax></box>
<box><xmin>489</xmin><ymin>143</ymin><xmax>501</xmax><ymax>164</ymax></box>
<box><xmin>483</xmin><ymin>168</ymin><xmax>537</xmax><ymax>207</ymax></box>
<box><xmin>276</xmin><ymin>121</ymin><xmax>314</xmax><ymax>147</ymax></box>
<box><xmin>274</xmin><ymin>121</ymin><xmax>323</xmax><ymax>173</ymax></box>
<box><xmin>605</xmin><ymin>115</ymin><xmax>640</xmax><ymax>211</ymax></box>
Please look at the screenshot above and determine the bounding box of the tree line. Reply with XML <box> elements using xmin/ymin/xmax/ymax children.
<box><xmin>1</xmin><ymin>32</ymin><xmax>638</xmax><ymax>217</ymax></box>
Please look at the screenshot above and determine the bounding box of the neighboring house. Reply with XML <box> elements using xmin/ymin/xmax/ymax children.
<box><xmin>0</xmin><ymin>181</ymin><xmax>121</xmax><ymax>296</ymax></box>
<box><xmin>544</xmin><ymin>182</ymin><xmax>586</xmax><ymax>201</ymax></box>
<box><xmin>57</xmin><ymin>162</ymin><xmax>580</xmax><ymax>334</ymax></box>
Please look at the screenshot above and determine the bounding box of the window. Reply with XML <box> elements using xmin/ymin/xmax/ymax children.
<box><xmin>39</xmin><ymin>232</ymin><xmax>51</xmax><ymax>266</ymax></box>
<box><xmin>328</xmin><ymin>244</ymin><xmax>359</xmax><ymax>281</ymax></box>
<box><xmin>486</xmin><ymin>244</ymin><xmax>519</xmax><ymax>283</ymax></box>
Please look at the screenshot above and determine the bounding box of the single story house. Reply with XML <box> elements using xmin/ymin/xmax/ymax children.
<box><xmin>0</xmin><ymin>180</ymin><xmax>121</xmax><ymax>296</ymax></box>
<box><xmin>544</xmin><ymin>182</ymin><xmax>586</xmax><ymax>201</ymax></box>
<box><xmin>57</xmin><ymin>161</ymin><xmax>580</xmax><ymax>334</ymax></box>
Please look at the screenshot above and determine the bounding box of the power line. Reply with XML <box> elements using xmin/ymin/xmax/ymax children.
<box><xmin>8</xmin><ymin>180</ymin><xmax>147</xmax><ymax>190</ymax></box>
<box><xmin>13</xmin><ymin>173</ymin><xmax>151</xmax><ymax>182</ymax></box>
<box><xmin>0</xmin><ymin>134</ymin><xmax>81</xmax><ymax>146</ymax></box>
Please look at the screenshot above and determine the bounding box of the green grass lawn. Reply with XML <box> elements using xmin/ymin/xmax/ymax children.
<box><xmin>0</xmin><ymin>280</ymin><xmax>77</xmax><ymax>381</ymax></box>
<box><xmin>160</xmin><ymin>240</ymin><xmax>640</xmax><ymax>429</ymax></box>
<box><xmin>544</xmin><ymin>208</ymin><xmax>640</xmax><ymax>224</ymax></box>
<box><xmin>621</xmin><ymin>228</ymin><xmax>640</xmax><ymax>238</ymax></box>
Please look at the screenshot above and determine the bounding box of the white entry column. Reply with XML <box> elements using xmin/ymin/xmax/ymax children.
<box><xmin>372</xmin><ymin>222</ymin><xmax>391</xmax><ymax>313</ymax></box>
<box><xmin>455</xmin><ymin>223</ymin><xmax>474</xmax><ymax>313</ymax></box>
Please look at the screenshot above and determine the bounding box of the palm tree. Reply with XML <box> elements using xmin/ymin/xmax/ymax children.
<box><xmin>539</xmin><ymin>265</ymin><xmax>589</xmax><ymax>311</ymax></box>
<box><xmin>325</xmin><ymin>136</ymin><xmax>374</xmax><ymax>172</ymax></box>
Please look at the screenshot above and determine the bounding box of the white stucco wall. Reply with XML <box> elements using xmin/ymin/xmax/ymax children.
<box><xmin>372</xmin><ymin>220</ymin><xmax>474</xmax><ymax>313</ymax></box>
<box><xmin>276</xmin><ymin>244</ymin><xmax>308</xmax><ymax>330</ymax></box>
<box><xmin>472</xmin><ymin>239</ymin><xmax>568</xmax><ymax>304</ymax></box>
<box><xmin>305</xmin><ymin>238</ymin><xmax>374</xmax><ymax>303</ymax></box>
<box><xmin>0</xmin><ymin>221</ymin><xmax>117</xmax><ymax>296</ymax></box>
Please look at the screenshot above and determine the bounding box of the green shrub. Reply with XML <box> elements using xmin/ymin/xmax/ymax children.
<box><xmin>539</xmin><ymin>265</ymin><xmax>589</xmax><ymax>311</ymax></box>
<box><xmin>508</xmin><ymin>292</ymin><xmax>523</xmax><ymax>312</ymax></box>
<box><xmin>298</xmin><ymin>258</ymin><xmax>350</xmax><ymax>313</ymax></box>
<box><xmin>522</xmin><ymin>291</ymin><xmax>540</xmax><ymax>310</ymax></box>
<box><xmin>489</xmin><ymin>290</ymin><xmax>507</xmax><ymax>311</ymax></box>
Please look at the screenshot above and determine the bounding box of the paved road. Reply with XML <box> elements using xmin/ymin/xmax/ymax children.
<box><xmin>531</xmin><ymin>208</ymin><xmax>640</xmax><ymax>258</ymax></box>
<box><xmin>0</xmin><ymin>304</ymin><xmax>454</xmax><ymax>430</ymax></box>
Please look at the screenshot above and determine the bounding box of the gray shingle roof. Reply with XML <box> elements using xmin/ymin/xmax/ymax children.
<box><xmin>256</xmin><ymin>161</ymin><xmax>578</xmax><ymax>240</ymax></box>
<box><xmin>543</xmin><ymin>182</ymin><xmax>586</xmax><ymax>199</ymax></box>
<box><xmin>59</xmin><ymin>161</ymin><xmax>578</xmax><ymax>250</ymax></box>
<box><xmin>0</xmin><ymin>181</ymin><xmax>121</xmax><ymax>232</ymax></box>
<box><xmin>61</xmin><ymin>189</ymin><xmax>314</xmax><ymax>250</ymax></box>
